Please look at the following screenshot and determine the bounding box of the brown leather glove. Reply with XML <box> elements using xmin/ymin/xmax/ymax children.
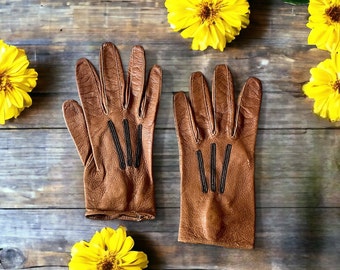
<box><xmin>62</xmin><ymin>42</ymin><xmax>162</xmax><ymax>221</ymax></box>
<box><xmin>173</xmin><ymin>64</ymin><xmax>262</xmax><ymax>248</ymax></box>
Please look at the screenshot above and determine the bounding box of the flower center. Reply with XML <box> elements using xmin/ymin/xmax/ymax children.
<box><xmin>333</xmin><ymin>79</ymin><xmax>340</xmax><ymax>93</ymax></box>
<box><xmin>198</xmin><ymin>1</ymin><xmax>221</xmax><ymax>24</ymax></box>
<box><xmin>97</xmin><ymin>252</ymin><xmax>120</xmax><ymax>270</ymax></box>
<box><xmin>326</xmin><ymin>5</ymin><xmax>340</xmax><ymax>23</ymax></box>
<box><xmin>0</xmin><ymin>74</ymin><xmax>13</xmax><ymax>92</ymax></box>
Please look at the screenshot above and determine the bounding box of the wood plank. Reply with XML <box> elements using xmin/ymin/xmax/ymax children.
<box><xmin>0</xmin><ymin>91</ymin><xmax>338</xmax><ymax>129</ymax></box>
<box><xmin>0</xmin><ymin>208</ymin><xmax>339</xmax><ymax>269</ymax></box>
<box><xmin>1</xmin><ymin>0</ymin><xmax>310</xmax><ymax>47</ymax></box>
<box><xmin>0</xmin><ymin>129</ymin><xmax>339</xmax><ymax>209</ymax></box>
<box><xmin>0</xmin><ymin>0</ymin><xmax>337</xmax><ymax>130</ymax></box>
<box><xmin>0</xmin><ymin>0</ymin><xmax>339</xmax><ymax>269</ymax></box>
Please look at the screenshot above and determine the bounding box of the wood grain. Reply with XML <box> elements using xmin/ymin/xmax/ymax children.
<box><xmin>0</xmin><ymin>129</ymin><xmax>339</xmax><ymax>209</ymax></box>
<box><xmin>0</xmin><ymin>208</ymin><xmax>339</xmax><ymax>269</ymax></box>
<box><xmin>0</xmin><ymin>0</ymin><xmax>339</xmax><ymax>269</ymax></box>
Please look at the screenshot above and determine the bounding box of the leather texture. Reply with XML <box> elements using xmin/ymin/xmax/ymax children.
<box><xmin>62</xmin><ymin>42</ymin><xmax>162</xmax><ymax>221</ymax></box>
<box><xmin>173</xmin><ymin>65</ymin><xmax>262</xmax><ymax>248</ymax></box>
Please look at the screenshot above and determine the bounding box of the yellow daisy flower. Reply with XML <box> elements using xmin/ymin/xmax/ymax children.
<box><xmin>0</xmin><ymin>40</ymin><xmax>38</xmax><ymax>124</ymax></box>
<box><xmin>69</xmin><ymin>226</ymin><xmax>148</xmax><ymax>270</ymax></box>
<box><xmin>303</xmin><ymin>52</ymin><xmax>340</xmax><ymax>122</ymax></box>
<box><xmin>165</xmin><ymin>0</ymin><xmax>250</xmax><ymax>51</ymax></box>
<box><xmin>307</xmin><ymin>0</ymin><xmax>340</xmax><ymax>52</ymax></box>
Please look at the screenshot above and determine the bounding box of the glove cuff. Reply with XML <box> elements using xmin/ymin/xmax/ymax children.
<box><xmin>178</xmin><ymin>213</ymin><xmax>255</xmax><ymax>249</ymax></box>
<box><xmin>85</xmin><ymin>208</ymin><xmax>156</xmax><ymax>221</ymax></box>
<box><xmin>177</xmin><ymin>183</ymin><xmax>256</xmax><ymax>249</ymax></box>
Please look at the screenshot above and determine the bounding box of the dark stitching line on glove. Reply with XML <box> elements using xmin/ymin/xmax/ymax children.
<box><xmin>220</xmin><ymin>144</ymin><xmax>232</xmax><ymax>193</ymax></box>
<box><xmin>134</xmin><ymin>124</ymin><xmax>143</xmax><ymax>168</ymax></box>
<box><xmin>196</xmin><ymin>150</ymin><xmax>208</xmax><ymax>193</ymax></box>
<box><xmin>123</xmin><ymin>119</ymin><xmax>133</xmax><ymax>166</ymax></box>
<box><xmin>108</xmin><ymin>120</ymin><xmax>126</xmax><ymax>170</ymax></box>
<box><xmin>210</xmin><ymin>143</ymin><xmax>216</xmax><ymax>192</ymax></box>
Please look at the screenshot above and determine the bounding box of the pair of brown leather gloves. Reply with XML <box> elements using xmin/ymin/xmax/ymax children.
<box><xmin>62</xmin><ymin>42</ymin><xmax>262</xmax><ymax>249</ymax></box>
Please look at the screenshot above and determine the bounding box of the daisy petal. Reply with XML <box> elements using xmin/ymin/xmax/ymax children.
<box><xmin>303</xmin><ymin>50</ymin><xmax>340</xmax><ymax>122</ymax></box>
<box><xmin>0</xmin><ymin>40</ymin><xmax>37</xmax><ymax>124</ymax></box>
<box><xmin>164</xmin><ymin>0</ymin><xmax>250</xmax><ymax>51</ymax></box>
<box><xmin>69</xmin><ymin>227</ymin><xmax>148</xmax><ymax>270</ymax></box>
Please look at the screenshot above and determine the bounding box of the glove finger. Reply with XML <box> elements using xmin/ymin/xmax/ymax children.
<box><xmin>190</xmin><ymin>72</ymin><xmax>214</xmax><ymax>136</ymax></box>
<box><xmin>100</xmin><ymin>42</ymin><xmax>125</xmax><ymax>113</ymax></box>
<box><xmin>76</xmin><ymin>58</ymin><xmax>105</xmax><ymax>120</ymax></box>
<box><xmin>140</xmin><ymin>65</ymin><xmax>162</xmax><ymax>122</ymax></box>
<box><xmin>62</xmin><ymin>100</ymin><xmax>93</xmax><ymax>166</ymax></box>
<box><xmin>173</xmin><ymin>92</ymin><xmax>199</xmax><ymax>144</ymax></box>
<box><xmin>126</xmin><ymin>45</ymin><xmax>146</xmax><ymax>115</ymax></box>
<box><xmin>234</xmin><ymin>77</ymin><xmax>262</xmax><ymax>139</ymax></box>
<box><xmin>212</xmin><ymin>65</ymin><xmax>235</xmax><ymax>136</ymax></box>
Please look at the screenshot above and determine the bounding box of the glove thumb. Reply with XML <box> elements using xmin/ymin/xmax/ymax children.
<box><xmin>62</xmin><ymin>100</ymin><xmax>92</xmax><ymax>166</ymax></box>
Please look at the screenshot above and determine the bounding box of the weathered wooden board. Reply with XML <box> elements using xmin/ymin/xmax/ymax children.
<box><xmin>0</xmin><ymin>1</ymin><xmax>338</xmax><ymax>131</ymax></box>
<box><xmin>0</xmin><ymin>0</ymin><xmax>339</xmax><ymax>269</ymax></box>
<box><xmin>0</xmin><ymin>208</ymin><xmax>339</xmax><ymax>269</ymax></box>
<box><xmin>0</xmin><ymin>91</ymin><xmax>337</xmax><ymax>129</ymax></box>
<box><xmin>0</xmin><ymin>129</ymin><xmax>339</xmax><ymax>209</ymax></box>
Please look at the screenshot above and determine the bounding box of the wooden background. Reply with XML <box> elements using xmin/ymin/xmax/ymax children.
<box><xmin>1</xmin><ymin>0</ymin><xmax>339</xmax><ymax>269</ymax></box>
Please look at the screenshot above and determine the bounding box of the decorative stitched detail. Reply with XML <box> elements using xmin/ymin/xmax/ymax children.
<box><xmin>135</xmin><ymin>124</ymin><xmax>143</xmax><ymax>168</ymax></box>
<box><xmin>123</xmin><ymin>119</ymin><xmax>133</xmax><ymax>166</ymax></box>
<box><xmin>196</xmin><ymin>150</ymin><xmax>208</xmax><ymax>193</ymax></box>
<box><xmin>210</xmin><ymin>143</ymin><xmax>216</xmax><ymax>192</ymax></box>
<box><xmin>108</xmin><ymin>120</ymin><xmax>126</xmax><ymax>170</ymax></box>
<box><xmin>220</xmin><ymin>144</ymin><xmax>232</xmax><ymax>193</ymax></box>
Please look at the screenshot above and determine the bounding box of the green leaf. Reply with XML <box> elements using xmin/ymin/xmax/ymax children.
<box><xmin>283</xmin><ymin>0</ymin><xmax>309</xmax><ymax>5</ymax></box>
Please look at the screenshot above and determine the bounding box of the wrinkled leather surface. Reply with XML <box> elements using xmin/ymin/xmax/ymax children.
<box><xmin>63</xmin><ymin>42</ymin><xmax>162</xmax><ymax>221</ymax></box>
<box><xmin>173</xmin><ymin>65</ymin><xmax>262</xmax><ymax>248</ymax></box>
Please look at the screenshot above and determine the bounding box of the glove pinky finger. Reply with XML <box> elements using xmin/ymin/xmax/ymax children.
<box><xmin>234</xmin><ymin>77</ymin><xmax>262</xmax><ymax>139</ymax></box>
<box><xmin>62</xmin><ymin>100</ymin><xmax>92</xmax><ymax>166</ymax></box>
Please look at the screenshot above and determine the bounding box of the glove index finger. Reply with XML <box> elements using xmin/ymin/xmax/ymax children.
<box><xmin>100</xmin><ymin>42</ymin><xmax>125</xmax><ymax>113</ymax></box>
<box><xmin>76</xmin><ymin>58</ymin><xmax>105</xmax><ymax>118</ymax></box>
<box><xmin>173</xmin><ymin>91</ymin><xmax>200</xmax><ymax>145</ymax></box>
<box><xmin>233</xmin><ymin>77</ymin><xmax>262</xmax><ymax>140</ymax></box>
